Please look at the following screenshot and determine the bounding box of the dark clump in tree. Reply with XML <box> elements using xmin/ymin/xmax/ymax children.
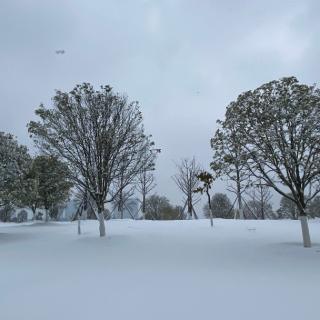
<box><xmin>194</xmin><ymin>170</ymin><xmax>215</xmax><ymax>227</ymax></box>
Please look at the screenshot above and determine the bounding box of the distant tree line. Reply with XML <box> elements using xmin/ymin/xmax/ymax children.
<box><xmin>201</xmin><ymin>192</ymin><xmax>320</xmax><ymax>220</ymax></box>
<box><xmin>1</xmin><ymin>77</ymin><xmax>320</xmax><ymax>248</ymax></box>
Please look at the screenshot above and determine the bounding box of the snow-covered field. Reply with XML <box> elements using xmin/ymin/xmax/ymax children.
<box><xmin>1</xmin><ymin>219</ymin><xmax>319</xmax><ymax>320</ymax></box>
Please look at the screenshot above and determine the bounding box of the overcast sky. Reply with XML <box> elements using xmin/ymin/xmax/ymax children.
<box><xmin>1</xmin><ymin>0</ymin><xmax>319</xmax><ymax>208</ymax></box>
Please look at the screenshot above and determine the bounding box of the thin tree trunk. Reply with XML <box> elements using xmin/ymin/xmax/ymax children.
<box><xmin>98</xmin><ymin>212</ymin><xmax>106</xmax><ymax>237</ymax></box>
<box><xmin>260</xmin><ymin>186</ymin><xmax>265</xmax><ymax>220</ymax></box>
<box><xmin>192</xmin><ymin>207</ymin><xmax>199</xmax><ymax>220</ymax></box>
<box><xmin>187</xmin><ymin>198</ymin><xmax>192</xmax><ymax>220</ymax></box>
<box><xmin>235</xmin><ymin>165</ymin><xmax>244</xmax><ymax>219</ymax></box>
<box><xmin>77</xmin><ymin>204</ymin><xmax>82</xmax><ymax>235</ymax></box>
<box><xmin>119</xmin><ymin>190</ymin><xmax>124</xmax><ymax>219</ymax></box>
<box><xmin>120</xmin><ymin>202</ymin><xmax>124</xmax><ymax>220</ymax></box>
<box><xmin>78</xmin><ymin>218</ymin><xmax>81</xmax><ymax>235</ymax></box>
<box><xmin>206</xmin><ymin>190</ymin><xmax>213</xmax><ymax>228</ymax></box>
<box><xmin>237</xmin><ymin>190</ymin><xmax>244</xmax><ymax>220</ymax></box>
<box><xmin>142</xmin><ymin>193</ymin><xmax>146</xmax><ymax>219</ymax></box>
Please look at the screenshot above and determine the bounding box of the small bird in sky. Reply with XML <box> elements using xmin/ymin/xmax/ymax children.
<box><xmin>55</xmin><ymin>50</ymin><xmax>65</xmax><ymax>54</ymax></box>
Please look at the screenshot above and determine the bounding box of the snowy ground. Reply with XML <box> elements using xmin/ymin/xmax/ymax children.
<box><xmin>1</xmin><ymin>219</ymin><xmax>320</xmax><ymax>320</ymax></box>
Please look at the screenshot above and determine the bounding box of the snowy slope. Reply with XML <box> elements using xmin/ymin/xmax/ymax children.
<box><xmin>0</xmin><ymin>219</ymin><xmax>319</xmax><ymax>320</ymax></box>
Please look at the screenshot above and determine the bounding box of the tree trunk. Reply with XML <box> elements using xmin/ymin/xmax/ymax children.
<box><xmin>192</xmin><ymin>207</ymin><xmax>199</xmax><ymax>219</ymax></box>
<box><xmin>119</xmin><ymin>191</ymin><xmax>124</xmax><ymax>219</ymax></box>
<box><xmin>45</xmin><ymin>209</ymin><xmax>49</xmax><ymax>222</ymax></box>
<box><xmin>299</xmin><ymin>215</ymin><xmax>311</xmax><ymax>248</ymax></box>
<box><xmin>98</xmin><ymin>206</ymin><xmax>106</xmax><ymax>237</ymax></box>
<box><xmin>78</xmin><ymin>218</ymin><xmax>81</xmax><ymax>235</ymax></box>
<box><xmin>32</xmin><ymin>208</ymin><xmax>37</xmax><ymax>221</ymax></box>
<box><xmin>120</xmin><ymin>202</ymin><xmax>124</xmax><ymax>220</ymax></box>
<box><xmin>238</xmin><ymin>192</ymin><xmax>244</xmax><ymax>220</ymax></box>
<box><xmin>187</xmin><ymin>198</ymin><xmax>192</xmax><ymax>220</ymax></box>
<box><xmin>142</xmin><ymin>193</ymin><xmax>146</xmax><ymax>219</ymax></box>
<box><xmin>235</xmin><ymin>166</ymin><xmax>244</xmax><ymax>219</ymax></box>
<box><xmin>207</xmin><ymin>190</ymin><xmax>213</xmax><ymax>228</ymax></box>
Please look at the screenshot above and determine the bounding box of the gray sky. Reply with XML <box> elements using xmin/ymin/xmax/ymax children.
<box><xmin>1</xmin><ymin>0</ymin><xmax>319</xmax><ymax>208</ymax></box>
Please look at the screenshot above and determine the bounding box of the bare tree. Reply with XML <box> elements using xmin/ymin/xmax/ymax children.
<box><xmin>28</xmin><ymin>83</ymin><xmax>154</xmax><ymax>237</ymax></box>
<box><xmin>136</xmin><ymin>149</ymin><xmax>159</xmax><ymax>219</ymax></box>
<box><xmin>111</xmin><ymin>184</ymin><xmax>135</xmax><ymax>219</ymax></box>
<box><xmin>244</xmin><ymin>179</ymin><xmax>273</xmax><ymax>219</ymax></box>
<box><xmin>221</xmin><ymin>77</ymin><xmax>320</xmax><ymax>247</ymax></box>
<box><xmin>173</xmin><ymin>157</ymin><xmax>201</xmax><ymax>219</ymax></box>
<box><xmin>136</xmin><ymin>170</ymin><xmax>156</xmax><ymax>219</ymax></box>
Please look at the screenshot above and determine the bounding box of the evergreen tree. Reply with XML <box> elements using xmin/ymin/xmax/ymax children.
<box><xmin>145</xmin><ymin>195</ymin><xmax>180</xmax><ymax>220</ymax></box>
<box><xmin>32</xmin><ymin>155</ymin><xmax>73</xmax><ymax>221</ymax></box>
<box><xmin>203</xmin><ymin>193</ymin><xmax>234</xmax><ymax>219</ymax></box>
<box><xmin>277</xmin><ymin>194</ymin><xmax>299</xmax><ymax>220</ymax></box>
<box><xmin>17</xmin><ymin>158</ymin><xmax>42</xmax><ymax>220</ymax></box>
<box><xmin>0</xmin><ymin>132</ymin><xmax>31</xmax><ymax>209</ymax></box>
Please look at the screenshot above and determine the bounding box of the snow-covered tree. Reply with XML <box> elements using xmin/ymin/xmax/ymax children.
<box><xmin>0</xmin><ymin>132</ymin><xmax>31</xmax><ymax>208</ymax></box>
<box><xmin>17</xmin><ymin>158</ymin><xmax>42</xmax><ymax>220</ymax></box>
<box><xmin>28</xmin><ymin>83</ymin><xmax>154</xmax><ymax>236</ymax></box>
<box><xmin>31</xmin><ymin>155</ymin><xmax>73</xmax><ymax>222</ymax></box>
<box><xmin>221</xmin><ymin>77</ymin><xmax>320</xmax><ymax>247</ymax></box>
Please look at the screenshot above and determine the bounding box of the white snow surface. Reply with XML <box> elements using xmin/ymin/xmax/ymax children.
<box><xmin>1</xmin><ymin>219</ymin><xmax>320</xmax><ymax>320</ymax></box>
